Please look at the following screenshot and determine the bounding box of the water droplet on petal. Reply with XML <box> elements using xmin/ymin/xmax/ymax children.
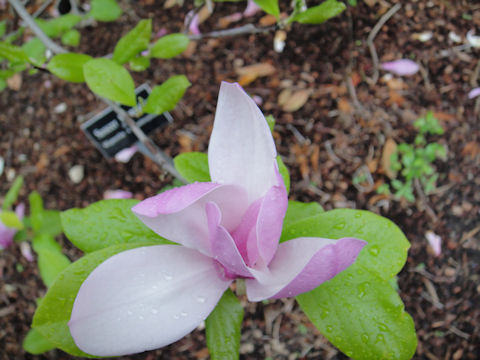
<box><xmin>173</xmin><ymin>314</ymin><xmax>180</xmax><ymax>320</ymax></box>
<box><xmin>138</xmin><ymin>315</ymin><xmax>144</xmax><ymax>320</ymax></box>
<box><xmin>180</xmin><ymin>312</ymin><xmax>188</xmax><ymax>317</ymax></box>
<box><xmin>196</xmin><ymin>296</ymin><xmax>206</xmax><ymax>303</ymax></box>
<box><xmin>127</xmin><ymin>310</ymin><xmax>133</xmax><ymax>316</ymax></box>
<box><xmin>164</xmin><ymin>274</ymin><xmax>173</xmax><ymax>281</ymax></box>
<box><xmin>151</xmin><ymin>308</ymin><xmax>158</xmax><ymax>314</ymax></box>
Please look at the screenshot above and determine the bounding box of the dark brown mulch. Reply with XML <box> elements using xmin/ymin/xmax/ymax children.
<box><xmin>1</xmin><ymin>1</ymin><xmax>479</xmax><ymax>359</ymax></box>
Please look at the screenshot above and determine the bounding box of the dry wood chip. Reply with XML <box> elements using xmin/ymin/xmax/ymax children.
<box><xmin>381</xmin><ymin>138</ymin><xmax>397</xmax><ymax>179</ymax></box>
<box><xmin>281</xmin><ymin>89</ymin><xmax>312</xmax><ymax>112</ymax></box>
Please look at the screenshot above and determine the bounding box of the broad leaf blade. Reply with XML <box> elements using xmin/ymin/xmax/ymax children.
<box><xmin>90</xmin><ymin>0</ymin><xmax>123</xmax><ymax>22</ymax></box>
<box><xmin>113</xmin><ymin>19</ymin><xmax>152</xmax><ymax>65</ymax></box>
<box><xmin>282</xmin><ymin>200</ymin><xmax>324</xmax><ymax>230</ymax></box>
<box><xmin>297</xmin><ymin>268</ymin><xmax>417</xmax><ymax>360</ymax></box>
<box><xmin>47</xmin><ymin>53</ymin><xmax>92</xmax><ymax>83</ymax></box>
<box><xmin>83</xmin><ymin>58</ymin><xmax>136</xmax><ymax>106</ymax></box>
<box><xmin>206</xmin><ymin>289</ymin><xmax>244</xmax><ymax>360</ymax></box>
<box><xmin>61</xmin><ymin>199</ymin><xmax>171</xmax><ymax>253</ymax></box>
<box><xmin>22</xmin><ymin>38</ymin><xmax>46</xmax><ymax>66</ymax></box>
<box><xmin>32</xmin><ymin>243</ymin><xmax>150</xmax><ymax>357</ymax></box>
<box><xmin>253</xmin><ymin>0</ymin><xmax>280</xmax><ymax>17</ymax></box>
<box><xmin>174</xmin><ymin>152</ymin><xmax>211</xmax><ymax>183</ymax></box>
<box><xmin>143</xmin><ymin>75</ymin><xmax>190</xmax><ymax>114</ymax></box>
<box><xmin>150</xmin><ymin>33</ymin><xmax>190</xmax><ymax>59</ymax></box>
<box><xmin>292</xmin><ymin>0</ymin><xmax>346</xmax><ymax>24</ymax></box>
<box><xmin>23</xmin><ymin>328</ymin><xmax>56</xmax><ymax>355</ymax></box>
<box><xmin>38</xmin><ymin>248</ymin><xmax>72</xmax><ymax>287</ymax></box>
<box><xmin>0</xmin><ymin>41</ymin><xmax>28</xmax><ymax>63</ymax></box>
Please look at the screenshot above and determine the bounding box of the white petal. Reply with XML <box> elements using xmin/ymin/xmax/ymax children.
<box><xmin>208</xmin><ymin>82</ymin><xmax>278</xmax><ymax>203</ymax></box>
<box><xmin>69</xmin><ymin>245</ymin><xmax>231</xmax><ymax>356</ymax></box>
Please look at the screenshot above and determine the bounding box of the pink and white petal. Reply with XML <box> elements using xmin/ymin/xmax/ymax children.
<box><xmin>133</xmin><ymin>183</ymin><xmax>248</xmax><ymax>256</ymax></box>
<box><xmin>0</xmin><ymin>223</ymin><xmax>15</xmax><ymax>248</ymax></box>
<box><xmin>69</xmin><ymin>245</ymin><xmax>232</xmax><ymax>356</ymax></box>
<box><xmin>249</xmin><ymin>182</ymin><xmax>288</xmax><ymax>267</ymax></box>
<box><xmin>246</xmin><ymin>237</ymin><xmax>366</xmax><ymax>301</ymax></box>
<box><xmin>15</xmin><ymin>203</ymin><xmax>25</xmax><ymax>220</ymax></box>
<box><xmin>208</xmin><ymin>82</ymin><xmax>278</xmax><ymax>203</ymax></box>
<box><xmin>206</xmin><ymin>202</ymin><xmax>251</xmax><ymax>278</ymax></box>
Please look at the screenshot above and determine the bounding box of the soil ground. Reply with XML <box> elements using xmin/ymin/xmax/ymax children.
<box><xmin>0</xmin><ymin>0</ymin><xmax>479</xmax><ymax>359</ymax></box>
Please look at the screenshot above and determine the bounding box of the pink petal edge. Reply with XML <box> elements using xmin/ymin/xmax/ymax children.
<box><xmin>246</xmin><ymin>237</ymin><xmax>367</xmax><ymax>301</ymax></box>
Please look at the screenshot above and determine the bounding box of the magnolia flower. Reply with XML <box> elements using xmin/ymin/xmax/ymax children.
<box><xmin>69</xmin><ymin>82</ymin><xmax>366</xmax><ymax>356</ymax></box>
<box><xmin>0</xmin><ymin>203</ymin><xmax>25</xmax><ymax>249</ymax></box>
<box><xmin>381</xmin><ymin>59</ymin><xmax>420</xmax><ymax>76</ymax></box>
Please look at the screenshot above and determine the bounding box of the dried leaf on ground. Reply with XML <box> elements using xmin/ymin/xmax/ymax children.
<box><xmin>381</xmin><ymin>138</ymin><xmax>397</xmax><ymax>179</ymax></box>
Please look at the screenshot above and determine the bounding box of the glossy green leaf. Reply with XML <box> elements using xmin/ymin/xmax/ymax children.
<box><xmin>143</xmin><ymin>75</ymin><xmax>190</xmax><ymax>114</ymax></box>
<box><xmin>61</xmin><ymin>199</ymin><xmax>171</xmax><ymax>253</ymax></box>
<box><xmin>32</xmin><ymin>233</ymin><xmax>62</xmax><ymax>253</ymax></box>
<box><xmin>36</xmin><ymin>14</ymin><xmax>82</xmax><ymax>38</ymax></box>
<box><xmin>22</xmin><ymin>38</ymin><xmax>46</xmax><ymax>66</ymax></box>
<box><xmin>90</xmin><ymin>0</ymin><xmax>123</xmax><ymax>22</ymax></box>
<box><xmin>0</xmin><ymin>211</ymin><xmax>23</xmax><ymax>229</ymax></box>
<box><xmin>297</xmin><ymin>268</ymin><xmax>417</xmax><ymax>360</ymax></box>
<box><xmin>29</xmin><ymin>192</ymin><xmax>62</xmax><ymax>237</ymax></box>
<box><xmin>83</xmin><ymin>58</ymin><xmax>136</xmax><ymax>106</ymax></box>
<box><xmin>277</xmin><ymin>156</ymin><xmax>290</xmax><ymax>193</ymax></box>
<box><xmin>282</xmin><ymin>200</ymin><xmax>324</xmax><ymax>231</ymax></box>
<box><xmin>206</xmin><ymin>289</ymin><xmax>244</xmax><ymax>360</ymax></box>
<box><xmin>174</xmin><ymin>152</ymin><xmax>211</xmax><ymax>183</ymax></box>
<box><xmin>61</xmin><ymin>29</ymin><xmax>80</xmax><ymax>46</ymax></box>
<box><xmin>0</xmin><ymin>41</ymin><xmax>28</xmax><ymax>63</ymax></box>
<box><xmin>281</xmin><ymin>209</ymin><xmax>409</xmax><ymax>279</ymax></box>
<box><xmin>3</xmin><ymin>176</ymin><xmax>23</xmax><ymax>210</ymax></box>
<box><xmin>129</xmin><ymin>56</ymin><xmax>150</xmax><ymax>71</ymax></box>
<box><xmin>150</xmin><ymin>33</ymin><xmax>190</xmax><ymax>59</ymax></box>
<box><xmin>292</xmin><ymin>0</ymin><xmax>346</xmax><ymax>24</ymax></box>
<box><xmin>23</xmin><ymin>328</ymin><xmax>56</xmax><ymax>355</ymax></box>
<box><xmin>281</xmin><ymin>208</ymin><xmax>415</xmax><ymax>359</ymax></box>
<box><xmin>113</xmin><ymin>19</ymin><xmax>152</xmax><ymax>65</ymax></box>
<box><xmin>47</xmin><ymin>53</ymin><xmax>92</xmax><ymax>83</ymax></box>
<box><xmin>32</xmin><ymin>243</ymin><xmax>149</xmax><ymax>357</ymax></box>
<box><xmin>253</xmin><ymin>0</ymin><xmax>280</xmax><ymax>17</ymax></box>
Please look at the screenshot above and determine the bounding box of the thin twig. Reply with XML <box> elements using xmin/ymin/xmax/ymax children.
<box><xmin>8</xmin><ymin>0</ymin><xmax>67</xmax><ymax>54</ymax></box>
<box><xmin>8</xmin><ymin>0</ymin><xmax>186</xmax><ymax>183</ymax></box>
<box><xmin>413</xmin><ymin>178</ymin><xmax>438</xmax><ymax>223</ymax></box>
<box><xmin>189</xmin><ymin>24</ymin><xmax>275</xmax><ymax>40</ymax></box>
<box><xmin>366</xmin><ymin>3</ymin><xmax>402</xmax><ymax>85</ymax></box>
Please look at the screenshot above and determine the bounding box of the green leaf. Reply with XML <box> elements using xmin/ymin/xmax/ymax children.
<box><xmin>206</xmin><ymin>289</ymin><xmax>244</xmax><ymax>360</ymax></box>
<box><xmin>47</xmin><ymin>53</ymin><xmax>92</xmax><ymax>83</ymax></box>
<box><xmin>23</xmin><ymin>328</ymin><xmax>56</xmax><ymax>355</ymax></box>
<box><xmin>276</xmin><ymin>156</ymin><xmax>290</xmax><ymax>193</ymax></box>
<box><xmin>282</xmin><ymin>200</ymin><xmax>324</xmax><ymax>231</ymax></box>
<box><xmin>0</xmin><ymin>211</ymin><xmax>23</xmax><ymax>229</ymax></box>
<box><xmin>113</xmin><ymin>19</ymin><xmax>152</xmax><ymax>65</ymax></box>
<box><xmin>61</xmin><ymin>29</ymin><xmax>81</xmax><ymax>46</ymax></box>
<box><xmin>0</xmin><ymin>21</ymin><xmax>6</xmax><ymax>38</ymax></box>
<box><xmin>22</xmin><ymin>38</ymin><xmax>46</xmax><ymax>66</ymax></box>
<box><xmin>90</xmin><ymin>0</ymin><xmax>123</xmax><ymax>22</ymax></box>
<box><xmin>143</xmin><ymin>75</ymin><xmax>190</xmax><ymax>114</ymax></box>
<box><xmin>297</xmin><ymin>268</ymin><xmax>417</xmax><ymax>360</ymax></box>
<box><xmin>129</xmin><ymin>56</ymin><xmax>150</xmax><ymax>72</ymax></box>
<box><xmin>32</xmin><ymin>233</ymin><xmax>62</xmax><ymax>253</ymax></box>
<box><xmin>32</xmin><ymin>243</ymin><xmax>149</xmax><ymax>357</ymax></box>
<box><xmin>0</xmin><ymin>41</ymin><xmax>28</xmax><ymax>63</ymax></box>
<box><xmin>281</xmin><ymin>209</ymin><xmax>410</xmax><ymax>280</ymax></box>
<box><xmin>37</xmin><ymin>245</ymin><xmax>72</xmax><ymax>287</ymax></box>
<box><xmin>28</xmin><ymin>191</ymin><xmax>63</xmax><ymax>237</ymax></box>
<box><xmin>3</xmin><ymin>176</ymin><xmax>24</xmax><ymax>210</ymax></box>
<box><xmin>36</xmin><ymin>14</ymin><xmax>82</xmax><ymax>38</ymax></box>
<box><xmin>83</xmin><ymin>58</ymin><xmax>136</xmax><ymax>106</ymax></box>
<box><xmin>150</xmin><ymin>33</ymin><xmax>190</xmax><ymax>59</ymax></box>
<box><xmin>282</xmin><ymin>208</ymin><xmax>416</xmax><ymax>359</ymax></box>
<box><xmin>292</xmin><ymin>0</ymin><xmax>346</xmax><ymax>24</ymax></box>
<box><xmin>61</xmin><ymin>199</ymin><xmax>171</xmax><ymax>253</ymax></box>
<box><xmin>174</xmin><ymin>152</ymin><xmax>211</xmax><ymax>183</ymax></box>
<box><xmin>253</xmin><ymin>0</ymin><xmax>280</xmax><ymax>17</ymax></box>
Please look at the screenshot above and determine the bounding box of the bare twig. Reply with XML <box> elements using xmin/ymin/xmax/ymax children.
<box><xmin>366</xmin><ymin>3</ymin><xmax>402</xmax><ymax>85</ymax></box>
<box><xmin>8</xmin><ymin>0</ymin><xmax>67</xmax><ymax>54</ymax></box>
<box><xmin>414</xmin><ymin>178</ymin><xmax>438</xmax><ymax>223</ymax></box>
<box><xmin>8</xmin><ymin>0</ymin><xmax>186</xmax><ymax>183</ymax></box>
<box><xmin>189</xmin><ymin>24</ymin><xmax>275</xmax><ymax>40</ymax></box>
